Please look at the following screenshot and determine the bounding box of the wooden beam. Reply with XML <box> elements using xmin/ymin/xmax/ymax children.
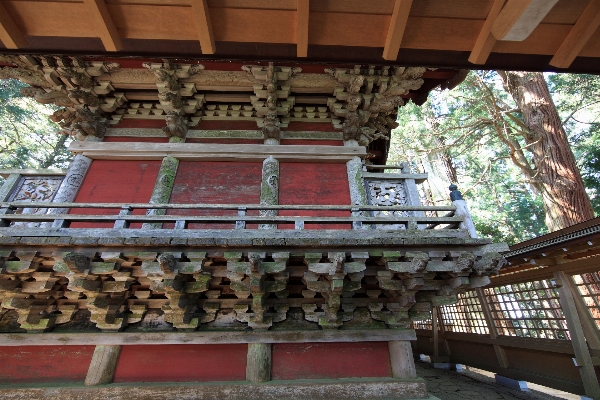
<box><xmin>491</xmin><ymin>0</ymin><xmax>558</xmax><ymax>41</ymax></box>
<box><xmin>296</xmin><ymin>0</ymin><xmax>309</xmax><ymax>57</ymax></box>
<box><xmin>0</xmin><ymin>329</ymin><xmax>416</xmax><ymax>346</ymax></box>
<box><xmin>382</xmin><ymin>0</ymin><xmax>413</xmax><ymax>61</ymax></box>
<box><xmin>83</xmin><ymin>0</ymin><xmax>122</xmax><ymax>52</ymax></box>
<box><xmin>549</xmin><ymin>0</ymin><xmax>600</xmax><ymax>69</ymax></box>
<box><xmin>0</xmin><ymin>2</ymin><xmax>27</xmax><ymax>49</ymax></box>
<box><xmin>468</xmin><ymin>0</ymin><xmax>506</xmax><ymax>65</ymax></box>
<box><xmin>554</xmin><ymin>271</ymin><xmax>600</xmax><ymax>399</ymax></box>
<box><xmin>191</xmin><ymin>0</ymin><xmax>216</xmax><ymax>54</ymax></box>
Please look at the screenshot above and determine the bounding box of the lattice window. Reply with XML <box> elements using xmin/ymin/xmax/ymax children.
<box><xmin>484</xmin><ymin>280</ymin><xmax>569</xmax><ymax>340</ymax></box>
<box><xmin>572</xmin><ymin>272</ymin><xmax>600</xmax><ymax>329</ymax></box>
<box><xmin>366</xmin><ymin>180</ymin><xmax>408</xmax><ymax>230</ymax></box>
<box><xmin>412</xmin><ymin>319</ymin><xmax>433</xmax><ymax>330</ymax></box>
<box><xmin>439</xmin><ymin>291</ymin><xmax>489</xmax><ymax>334</ymax></box>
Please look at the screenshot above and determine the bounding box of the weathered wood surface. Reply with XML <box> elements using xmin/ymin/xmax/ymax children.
<box><xmin>1</xmin><ymin>201</ymin><xmax>456</xmax><ymax>212</ymax></box>
<box><xmin>0</xmin><ymin>329</ymin><xmax>416</xmax><ymax>346</ymax></box>
<box><xmin>247</xmin><ymin>343</ymin><xmax>271</xmax><ymax>382</ymax></box>
<box><xmin>68</xmin><ymin>142</ymin><xmax>367</xmax><ymax>162</ymax></box>
<box><xmin>85</xmin><ymin>345</ymin><xmax>121</xmax><ymax>386</ymax></box>
<box><xmin>0</xmin><ymin>378</ymin><xmax>431</xmax><ymax>400</ymax></box>
<box><xmin>362</xmin><ymin>172</ymin><xmax>428</xmax><ymax>183</ymax></box>
<box><xmin>389</xmin><ymin>340</ymin><xmax>417</xmax><ymax>379</ymax></box>
<box><xmin>1</xmin><ymin>213</ymin><xmax>466</xmax><ymax>225</ymax></box>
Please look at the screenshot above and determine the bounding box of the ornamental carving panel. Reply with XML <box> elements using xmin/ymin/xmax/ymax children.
<box><xmin>8</xmin><ymin>175</ymin><xmax>63</xmax><ymax>227</ymax></box>
<box><xmin>367</xmin><ymin>180</ymin><xmax>409</xmax><ymax>230</ymax></box>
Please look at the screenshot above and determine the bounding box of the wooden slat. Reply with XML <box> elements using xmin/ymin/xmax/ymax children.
<box><xmin>468</xmin><ymin>0</ymin><xmax>506</xmax><ymax>64</ymax></box>
<box><xmin>382</xmin><ymin>0</ymin><xmax>413</xmax><ymax>61</ymax></box>
<box><xmin>83</xmin><ymin>0</ymin><xmax>122</xmax><ymax>51</ymax></box>
<box><xmin>491</xmin><ymin>0</ymin><xmax>558</xmax><ymax>41</ymax></box>
<box><xmin>296</xmin><ymin>0</ymin><xmax>309</xmax><ymax>57</ymax></box>
<box><xmin>0</xmin><ymin>329</ymin><xmax>415</xmax><ymax>346</ymax></box>
<box><xmin>549</xmin><ymin>0</ymin><xmax>600</xmax><ymax>68</ymax></box>
<box><xmin>0</xmin><ymin>2</ymin><xmax>27</xmax><ymax>49</ymax></box>
<box><xmin>191</xmin><ymin>0</ymin><xmax>216</xmax><ymax>54</ymax></box>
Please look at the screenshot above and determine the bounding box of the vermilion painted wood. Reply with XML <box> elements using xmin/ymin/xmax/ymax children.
<box><xmin>104</xmin><ymin>137</ymin><xmax>169</xmax><ymax>142</ymax></box>
<box><xmin>285</xmin><ymin>122</ymin><xmax>340</xmax><ymax>132</ymax></box>
<box><xmin>271</xmin><ymin>342</ymin><xmax>392</xmax><ymax>380</ymax></box>
<box><xmin>0</xmin><ymin>345</ymin><xmax>94</xmax><ymax>383</ymax></box>
<box><xmin>191</xmin><ymin>120</ymin><xmax>259</xmax><ymax>130</ymax></box>
<box><xmin>185</xmin><ymin>138</ymin><xmax>263</xmax><ymax>144</ymax></box>
<box><xmin>280</xmin><ymin>139</ymin><xmax>342</xmax><ymax>146</ymax></box>
<box><xmin>168</xmin><ymin>161</ymin><xmax>262</xmax><ymax>229</ymax></box>
<box><xmin>279</xmin><ymin>162</ymin><xmax>351</xmax><ymax>229</ymax></box>
<box><xmin>113</xmin><ymin>344</ymin><xmax>247</xmax><ymax>382</ymax></box>
<box><xmin>111</xmin><ymin>119</ymin><xmax>167</xmax><ymax>128</ymax></box>
<box><xmin>71</xmin><ymin>160</ymin><xmax>162</xmax><ymax>228</ymax></box>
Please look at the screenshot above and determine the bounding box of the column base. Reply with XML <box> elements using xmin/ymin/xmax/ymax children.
<box><xmin>495</xmin><ymin>374</ymin><xmax>529</xmax><ymax>391</ymax></box>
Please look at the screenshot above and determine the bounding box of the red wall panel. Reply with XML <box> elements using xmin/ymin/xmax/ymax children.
<box><xmin>111</xmin><ymin>119</ymin><xmax>167</xmax><ymax>128</ymax></box>
<box><xmin>0</xmin><ymin>345</ymin><xmax>94</xmax><ymax>384</ymax></box>
<box><xmin>271</xmin><ymin>342</ymin><xmax>392</xmax><ymax>380</ymax></box>
<box><xmin>279</xmin><ymin>162</ymin><xmax>350</xmax><ymax>229</ymax></box>
<box><xmin>168</xmin><ymin>161</ymin><xmax>263</xmax><ymax>229</ymax></box>
<box><xmin>70</xmin><ymin>160</ymin><xmax>162</xmax><ymax>228</ymax></box>
<box><xmin>192</xmin><ymin>121</ymin><xmax>258</xmax><ymax>130</ymax></box>
<box><xmin>113</xmin><ymin>344</ymin><xmax>247</xmax><ymax>382</ymax></box>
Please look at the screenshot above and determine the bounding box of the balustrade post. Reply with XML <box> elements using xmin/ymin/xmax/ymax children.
<box><xmin>346</xmin><ymin>157</ymin><xmax>368</xmax><ymax>229</ymax></box>
<box><xmin>113</xmin><ymin>206</ymin><xmax>132</xmax><ymax>229</ymax></box>
<box><xmin>236</xmin><ymin>207</ymin><xmax>247</xmax><ymax>229</ymax></box>
<box><xmin>449</xmin><ymin>184</ymin><xmax>478</xmax><ymax>238</ymax></box>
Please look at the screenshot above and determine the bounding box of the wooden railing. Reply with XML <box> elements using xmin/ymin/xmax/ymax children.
<box><xmin>0</xmin><ymin>202</ymin><xmax>461</xmax><ymax>230</ymax></box>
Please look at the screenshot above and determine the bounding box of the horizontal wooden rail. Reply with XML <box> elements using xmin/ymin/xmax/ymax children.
<box><xmin>2</xmin><ymin>214</ymin><xmax>464</xmax><ymax>225</ymax></box>
<box><xmin>1</xmin><ymin>202</ymin><xmax>456</xmax><ymax>212</ymax></box>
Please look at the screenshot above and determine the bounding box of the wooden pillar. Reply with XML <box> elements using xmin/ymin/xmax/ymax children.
<box><xmin>85</xmin><ymin>345</ymin><xmax>121</xmax><ymax>386</ymax></box>
<box><xmin>142</xmin><ymin>156</ymin><xmax>179</xmax><ymax>229</ymax></box>
<box><xmin>565</xmin><ymin>273</ymin><xmax>600</xmax><ymax>351</ymax></box>
<box><xmin>554</xmin><ymin>271</ymin><xmax>600</xmax><ymax>399</ymax></box>
<box><xmin>476</xmin><ymin>288</ymin><xmax>509</xmax><ymax>368</ymax></box>
<box><xmin>346</xmin><ymin>156</ymin><xmax>368</xmax><ymax>229</ymax></box>
<box><xmin>389</xmin><ymin>340</ymin><xmax>417</xmax><ymax>378</ymax></box>
<box><xmin>246</xmin><ymin>343</ymin><xmax>271</xmax><ymax>382</ymax></box>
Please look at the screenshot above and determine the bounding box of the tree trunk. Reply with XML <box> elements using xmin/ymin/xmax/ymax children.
<box><xmin>499</xmin><ymin>71</ymin><xmax>594</xmax><ymax>232</ymax></box>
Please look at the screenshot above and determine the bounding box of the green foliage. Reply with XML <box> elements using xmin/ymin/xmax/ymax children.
<box><xmin>0</xmin><ymin>79</ymin><xmax>72</xmax><ymax>170</ymax></box>
<box><xmin>391</xmin><ymin>71</ymin><xmax>551</xmax><ymax>244</ymax></box>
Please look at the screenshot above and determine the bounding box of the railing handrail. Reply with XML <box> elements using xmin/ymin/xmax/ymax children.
<box><xmin>1</xmin><ymin>202</ymin><xmax>457</xmax><ymax>212</ymax></box>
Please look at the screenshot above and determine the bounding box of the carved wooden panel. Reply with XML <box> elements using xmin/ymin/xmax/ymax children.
<box><xmin>366</xmin><ymin>180</ymin><xmax>409</xmax><ymax>230</ymax></box>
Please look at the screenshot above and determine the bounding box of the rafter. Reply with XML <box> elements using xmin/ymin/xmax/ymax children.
<box><xmin>382</xmin><ymin>0</ymin><xmax>413</xmax><ymax>61</ymax></box>
<box><xmin>468</xmin><ymin>0</ymin><xmax>506</xmax><ymax>65</ymax></box>
<box><xmin>491</xmin><ymin>0</ymin><xmax>558</xmax><ymax>41</ymax></box>
<box><xmin>83</xmin><ymin>0</ymin><xmax>122</xmax><ymax>52</ymax></box>
<box><xmin>549</xmin><ymin>0</ymin><xmax>600</xmax><ymax>69</ymax></box>
<box><xmin>296</xmin><ymin>0</ymin><xmax>309</xmax><ymax>57</ymax></box>
<box><xmin>191</xmin><ymin>0</ymin><xmax>216</xmax><ymax>55</ymax></box>
<box><xmin>0</xmin><ymin>2</ymin><xmax>27</xmax><ymax>49</ymax></box>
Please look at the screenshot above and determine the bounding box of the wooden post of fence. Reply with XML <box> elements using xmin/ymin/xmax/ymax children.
<box><xmin>564</xmin><ymin>274</ymin><xmax>600</xmax><ymax>352</ymax></box>
<box><xmin>554</xmin><ymin>271</ymin><xmax>600</xmax><ymax>399</ymax></box>
<box><xmin>476</xmin><ymin>288</ymin><xmax>509</xmax><ymax>369</ymax></box>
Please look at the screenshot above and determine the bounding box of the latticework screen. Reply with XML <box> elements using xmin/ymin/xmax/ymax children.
<box><xmin>439</xmin><ymin>290</ymin><xmax>489</xmax><ymax>334</ymax></box>
<box><xmin>572</xmin><ymin>272</ymin><xmax>600</xmax><ymax>329</ymax></box>
<box><xmin>484</xmin><ymin>280</ymin><xmax>569</xmax><ymax>340</ymax></box>
<box><xmin>412</xmin><ymin>319</ymin><xmax>433</xmax><ymax>330</ymax></box>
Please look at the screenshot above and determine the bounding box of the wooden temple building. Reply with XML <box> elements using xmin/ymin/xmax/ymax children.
<box><xmin>0</xmin><ymin>0</ymin><xmax>599</xmax><ymax>399</ymax></box>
